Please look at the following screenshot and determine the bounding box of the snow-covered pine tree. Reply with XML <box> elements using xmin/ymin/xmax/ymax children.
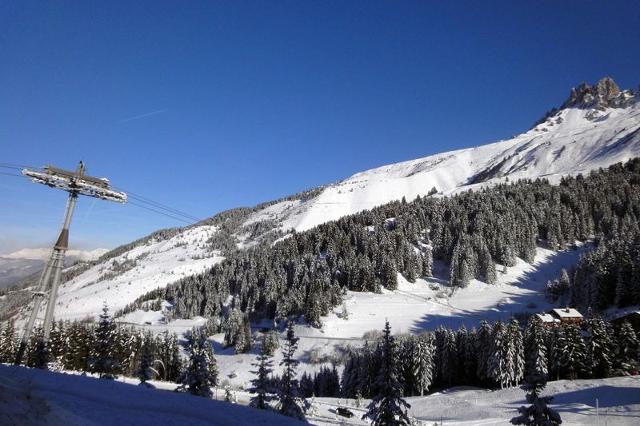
<box><xmin>64</xmin><ymin>321</ymin><xmax>92</xmax><ymax>372</ymax></box>
<box><xmin>203</xmin><ymin>335</ymin><xmax>219</xmax><ymax>388</ymax></box>
<box><xmin>414</xmin><ymin>333</ymin><xmax>435</xmax><ymax>396</ymax></box>
<box><xmin>510</xmin><ymin>370</ymin><xmax>562</xmax><ymax>425</ymax></box>
<box><xmin>90</xmin><ymin>303</ymin><xmax>119</xmax><ymax>379</ymax></box>
<box><xmin>47</xmin><ymin>321</ymin><xmax>66</xmax><ymax>368</ymax></box>
<box><xmin>585</xmin><ymin>317</ymin><xmax>615</xmax><ymax>378</ymax></box>
<box><xmin>380</xmin><ymin>257</ymin><xmax>398</xmax><ymax>290</ymax></box>
<box><xmin>523</xmin><ymin>316</ymin><xmax>548</xmax><ymax>380</ymax></box>
<box><xmin>559</xmin><ymin>323</ymin><xmax>588</xmax><ymax>380</ymax></box>
<box><xmin>488</xmin><ymin>321</ymin><xmax>509</xmax><ymax>388</ymax></box>
<box><xmin>476</xmin><ymin>320</ymin><xmax>492</xmax><ymax>384</ymax></box>
<box><xmin>235</xmin><ymin>313</ymin><xmax>252</xmax><ymax>354</ymax></box>
<box><xmin>362</xmin><ymin>320</ymin><xmax>411</xmax><ymax>426</ymax></box>
<box><xmin>512</xmin><ymin>314</ymin><xmax>562</xmax><ymax>425</ymax></box>
<box><xmin>421</xmin><ymin>245</ymin><xmax>433</xmax><ymax>278</ymax></box>
<box><xmin>304</xmin><ymin>276</ymin><xmax>323</xmax><ymax>327</ymax></box>
<box><xmin>615</xmin><ymin>320</ymin><xmax>639</xmax><ymax>374</ymax></box>
<box><xmin>0</xmin><ymin>320</ymin><xmax>17</xmax><ymax>363</ymax></box>
<box><xmin>262</xmin><ymin>328</ymin><xmax>279</xmax><ymax>356</ymax></box>
<box><xmin>137</xmin><ymin>332</ymin><xmax>155</xmax><ymax>386</ymax></box>
<box><xmin>278</xmin><ymin>320</ymin><xmax>305</xmax><ymax>419</ymax></box>
<box><xmin>507</xmin><ymin>319</ymin><xmax>525</xmax><ymax>387</ymax></box>
<box><xmin>176</xmin><ymin>328</ymin><xmax>217</xmax><ymax>397</ymax></box>
<box><xmin>223</xmin><ymin>307</ymin><xmax>242</xmax><ymax>349</ymax></box>
<box><xmin>250</xmin><ymin>334</ymin><xmax>275</xmax><ymax>409</ymax></box>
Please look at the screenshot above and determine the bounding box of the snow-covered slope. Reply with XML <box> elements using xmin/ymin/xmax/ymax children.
<box><xmin>50</xmin><ymin>226</ymin><xmax>223</xmax><ymax>321</ymax></box>
<box><xmin>312</xmin><ymin>376</ymin><xmax>640</xmax><ymax>425</ymax></box>
<box><xmin>3</xmin><ymin>362</ymin><xmax>640</xmax><ymax>426</ymax></box>
<box><xmin>0</xmin><ymin>365</ymin><xmax>300</xmax><ymax>426</ymax></box>
<box><xmin>8</xmin><ymin>77</ymin><xmax>639</xmax><ymax>323</ymax></box>
<box><xmin>244</xmin><ymin>77</ymin><xmax>640</xmax><ymax>232</ymax></box>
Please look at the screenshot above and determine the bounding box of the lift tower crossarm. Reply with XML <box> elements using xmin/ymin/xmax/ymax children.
<box><xmin>14</xmin><ymin>161</ymin><xmax>126</xmax><ymax>366</ymax></box>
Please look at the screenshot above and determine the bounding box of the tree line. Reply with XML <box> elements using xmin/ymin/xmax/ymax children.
<box><xmin>341</xmin><ymin>315</ymin><xmax>638</xmax><ymax>399</ymax></box>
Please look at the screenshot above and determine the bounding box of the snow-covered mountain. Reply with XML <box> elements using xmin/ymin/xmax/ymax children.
<box><xmin>7</xmin><ymin>77</ymin><xmax>639</xmax><ymax>323</ymax></box>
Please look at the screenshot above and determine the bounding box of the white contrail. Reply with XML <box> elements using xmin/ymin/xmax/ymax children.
<box><xmin>118</xmin><ymin>109</ymin><xmax>167</xmax><ymax>123</ymax></box>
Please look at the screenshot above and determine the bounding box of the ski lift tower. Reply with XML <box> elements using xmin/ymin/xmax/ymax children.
<box><xmin>14</xmin><ymin>161</ymin><xmax>127</xmax><ymax>365</ymax></box>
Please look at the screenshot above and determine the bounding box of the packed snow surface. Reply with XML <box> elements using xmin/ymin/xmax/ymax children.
<box><xmin>310</xmin><ymin>376</ymin><xmax>640</xmax><ymax>425</ymax></box>
<box><xmin>0</xmin><ymin>365</ymin><xmax>301</xmax><ymax>426</ymax></box>
<box><xmin>2</xmin><ymin>365</ymin><xmax>639</xmax><ymax>425</ymax></box>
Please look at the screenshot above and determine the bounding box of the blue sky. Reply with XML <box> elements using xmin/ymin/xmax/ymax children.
<box><xmin>1</xmin><ymin>1</ymin><xmax>639</xmax><ymax>253</ymax></box>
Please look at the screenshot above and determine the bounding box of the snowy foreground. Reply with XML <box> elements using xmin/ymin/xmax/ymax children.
<box><xmin>312</xmin><ymin>376</ymin><xmax>640</xmax><ymax>425</ymax></box>
<box><xmin>2</xmin><ymin>365</ymin><xmax>640</xmax><ymax>425</ymax></box>
<box><xmin>0</xmin><ymin>365</ymin><xmax>299</xmax><ymax>426</ymax></box>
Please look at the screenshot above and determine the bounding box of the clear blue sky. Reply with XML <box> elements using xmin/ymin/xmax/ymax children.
<box><xmin>1</xmin><ymin>1</ymin><xmax>639</xmax><ymax>253</ymax></box>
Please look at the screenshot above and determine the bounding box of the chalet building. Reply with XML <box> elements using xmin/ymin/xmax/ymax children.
<box><xmin>536</xmin><ymin>308</ymin><xmax>583</xmax><ymax>326</ymax></box>
<box><xmin>550</xmin><ymin>308</ymin><xmax>583</xmax><ymax>324</ymax></box>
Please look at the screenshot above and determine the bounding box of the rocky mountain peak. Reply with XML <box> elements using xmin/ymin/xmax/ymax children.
<box><xmin>561</xmin><ymin>76</ymin><xmax>633</xmax><ymax>110</ymax></box>
<box><xmin>533</xmin><ymin>77</ymin><xmax>636</xmax><ymax>128</ymax></box>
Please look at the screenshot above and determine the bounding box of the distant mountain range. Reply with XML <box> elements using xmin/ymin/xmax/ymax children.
<box><xmin>0</xmin><ymin>248</ymin><xmax>107</xmax><ymax>289</ymax></box>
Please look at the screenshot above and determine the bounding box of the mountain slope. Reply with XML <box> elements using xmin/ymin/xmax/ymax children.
<box><xmin>246</xmin><ymin>77</ymin><xmax>639</xmax><ymax>232</ymax></box>
<box><xmin>6</xmin><ymin>77</ymin><xmax>639</xmax><ymax>323</ymax></box>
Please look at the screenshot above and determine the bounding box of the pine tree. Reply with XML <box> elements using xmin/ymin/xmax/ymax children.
<box><xmin>380</xmin><ymin>257</ymin><xmax>398</xmax><ymax>290</ymax></box>
<box><xmin>90</xmin><ymin>303</ymin><xmax>119</xmax><ymax>379</ymax></box>
<box><xmin>488</xmin><ymin>321</ymin><xmax>510</xmax><ymax>389</ymax></box>
<box><xmin>413</xmin><ymin>333</ymin><xmax>435</xmax><ymax>396</ymax></box>
<box><xmin>223</xmin><ymin>308</ymin><xmax>243</xmax><ymax>349</ymax></box>
<box><xmin>585</xmin><ymin>318</ymin><xmax>615</xmax><ymax>378</ymax></box>
<box><xmin>507</xmin><ymin>319</ymin><xmax>525</xmax><ymax>387</ymax></box>
<box><xmin>137</xmin><ymin>333</ymin><xmax>155</xmax><ymax>386</ymax></box>
<box><xmin>362</xmin><ymin>321</ymin><xmax>411</xmax><ymax>426</ymax></box>
<box><xmin>263</xmin><ymin>328</ymin><xmax>279</xmax><ymax>356</ymax></box>
<box><xmin>251</xmin><ymin>336</ymin><xmax>275</xmax><ymax>409</ymax></box>
<box><xmin>476</xmin><ymin>320</ymin><xmax>492</xmax><ymax>384</ymax></box>
<box><xmin>65</xmin><ymin>322</ymin><xmax>92</xmax><ymax>372</ymax></box>
<box><xmin>523</xmin><ymin>317</ymin><xmax>548</xmax><ymax>380</ymax></box>
<box><xmin>177</xmin><ymin>328</ymin><xmax>217</xmax><ymax>397</ymax></box>
<box><xmin>0</xmin><ymin>320</ymin><xmax>17</xmax><ymax>363</ymax></box>
<box><xmin>559</xmin><ymin>324</ymin><xmax>588</xmax><ymax>380</ymax></box>
<box><xmin>512</xmin><ymin>315</ymin><xmax>562</xmax><ymax>425</ymax></box>
<box><xmin>511</xmin><ymin>373</ymin><xmax>562</xmax><ymax>425</ymax></box>
<box><xmin>31</xmin><ymin>337</ymin><xmax>50</xmax><ymax>369</ymax></box>
<box><xmin>615</xmin><ymin>320</ymin><xmax>639</xmax><ymax>374</ymax></box>
<box><xmin>278</xmin><ymin>320</ymin><xmax>305</xmax><ymax>419</ymax></box>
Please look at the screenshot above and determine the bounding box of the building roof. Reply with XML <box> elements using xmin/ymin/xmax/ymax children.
<box><xmin>536</xmin><ymin>313</ymin><xmax>559</xmax><ymax>323</ymax></box>
<box><xmin>551</xmin><ymin>308</ymin><xmax>583</xmax><ymax>319</ymax></box>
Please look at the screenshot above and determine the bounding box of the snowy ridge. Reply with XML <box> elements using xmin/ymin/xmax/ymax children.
<box><xmin>248</xmin><ymin>95</ymin><xmax>640</xmax><ymax>232</ymax></box>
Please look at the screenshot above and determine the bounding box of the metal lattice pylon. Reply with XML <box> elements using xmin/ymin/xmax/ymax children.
<box><xmin>14</xmin><ymin>161</ymin><xmax>126</xmax><ymax>365</ymax></box>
